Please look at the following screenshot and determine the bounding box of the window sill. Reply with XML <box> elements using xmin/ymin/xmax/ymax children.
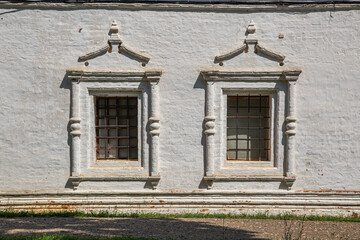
<box><xmin>69</xmin><ymin>176</ymin><xmax>160</xmax><ymax>190</ymax></box>
<box><xmin>203</xmin><ymin>175</ymin><xmax>296</xmax><ymax>190</ymax></box>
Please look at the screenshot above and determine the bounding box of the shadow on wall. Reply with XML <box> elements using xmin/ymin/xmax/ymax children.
<box><xmin>193</xmin><ymin>74</ymin><xmax>207</xmax><ymax>189</ymax></box>
<box><xmin>60</xmin><ymin>72</ymin><xmax>72</xmax><ymax>179</ymax></box>
<box><xmin>0</xmin><ymin>217</ymin><xmax>263</xmax><ymax>240</ymax></box>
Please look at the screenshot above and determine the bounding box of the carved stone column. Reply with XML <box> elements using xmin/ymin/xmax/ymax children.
<box><xmin>69</xmin><ymin>81</ymin><xmax>81</xmax><ymax>179</ymax></box>
<box><xmin>204</xmin><ymin>81</ymin><xmax>215</xmax><ymax>177</ymax></box>
<box><xmin>149</xmin><ymin>80</ymin><xmax>160</xmax><ymax>188</ymax></box>
<box><xmin>285</xmin><ymin>81</ymin><xmax>297</xmax><ymax>180</ymax></box>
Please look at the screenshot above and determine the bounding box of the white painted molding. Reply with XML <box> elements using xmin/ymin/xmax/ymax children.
<box><xmin>215</xmin><ymin>44</ymin><xmax>246</xmax><ymax>62</ymax></box>
<box><xmin>67</xmin><ymin>69</ymin><xmax>162</xmax><ymax>190</ymax></box>
<box><xmin>1</xmin><ymin>191</ymin><xmax>360</xmax><ymax>216</ymax></box>
<box><xmin>78</xmin><ymin>44</ymin><xmax>110</xmax><ymax>61</ymax></box>
<box><xmin>203</xmin><ymin>176</ymin><xmax>296</xmax><ymax>190</ymax></box>
<box><xmin>69</xmin><ymin>176</ymin><xmax>161</xmax><ymax>190</ymax></box>
<box><xmin>215</xmin><ymin>21</ymin><xmax>286</xmax><ymax>63</ymax></box>
<box><xmin>67</xmin><ymin>70</ymin><xmax>162</xmax><ymax>82</ymax></box>
<box><xmin>78</xmin><ymin>20</ymin><xmax>150</xmax><ymax>63</ymax></box>
<box><xmin>1</xmin><ymin>2</ymin><xmax>360</xmax><ymax>12</ymax></box>
<box><xmin>255</xmin><ymin>43</ymin><xmax>285</xmax><ymax>61</ymax></box>
<box><xmin>200</xmin><ymin>69</ymin><xmax>301</xmax><ymax>190</ymax></box>
<box><xmin>120</xmin><ymin>44</ymin><xmax>150</xmax><ymax>62</ymax></box>
<box><xmin>69</xmin><ymin>81</ymin><xmax>81</xmax><ymax>177</ymax></box>
<box><xmin>149</xmin><ymin>81</ymin><xmax>160</xmax><ymax>178</ymax></box>
<box><xmin>204</xmin><ymin>81</ymin><xmax>215</xmax><ymax>178</ymax></box>
<box><xmin>201</xmin><ymin>70</ymin><xmax>302</xmax><ymax>82</ymax></box>
<box><xmin>285</xmin><ymin>81</ymin><xmax>297</xmax><ymax>178</ymax></box>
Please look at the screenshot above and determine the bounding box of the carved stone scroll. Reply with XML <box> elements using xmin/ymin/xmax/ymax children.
<box><xmin>215</xmin><ymin>21</ymin><xmax>286</xmax><ymax>63</ymax></box>
<box><xmin>255</xmin><ymin>44</ymin><xmax>285</xmax><ymax>61</ymax></box>
<box><xmin>78</xmin><ymin>20</ymin><xmax>150</xmax><ymax>63</ymax></box>
<box><xmin>215</xmin><ymin>44</ymin><xmax>246</xmax><ymax>62</ymax></box>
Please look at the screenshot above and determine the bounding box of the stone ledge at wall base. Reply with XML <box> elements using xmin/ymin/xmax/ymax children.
<box><xmin>1</xmin><ymin>191</ymin><xmax>360</xmax><ymax>217</ymax></box>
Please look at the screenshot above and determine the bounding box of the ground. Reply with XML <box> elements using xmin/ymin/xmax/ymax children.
<box><xmin>1</xmin><ymin>217</ymin><xmax>360</xmax><ymax>239</ymax></box>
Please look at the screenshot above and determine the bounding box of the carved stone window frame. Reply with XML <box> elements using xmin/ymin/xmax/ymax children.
<box><xmin>201</xmin><ymin>70</ymin><xmax>301</xmax><ymax>190</ymax></box>
<box><xmin>67</xmin><ymin>70</ymin><xmax>162</xmax><ymax>190</ymax></box>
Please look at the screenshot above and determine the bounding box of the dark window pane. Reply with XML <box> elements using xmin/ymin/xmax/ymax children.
<box><xmin>227</xmin><ymin>95</ymin><xmax>270</xmax><ymax>161</ymax></box>
<box><xmin>95</xmin><ymin>96</ymin><xmax>138</xmax><ymax>160</ymax></box>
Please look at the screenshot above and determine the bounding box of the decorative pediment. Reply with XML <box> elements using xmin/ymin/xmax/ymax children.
<box><xmin>215</xmin><ymin>21</ymin><xmax>285</xmax><ymax>65</ymax></box>
<box><xmin>78</xmin><ymin>20</ymin><xmax>150</xmax><ymax>64</ymax></box>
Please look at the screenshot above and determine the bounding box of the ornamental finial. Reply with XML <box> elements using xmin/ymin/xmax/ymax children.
<box><xmin>245</xmin><ymin>20</ymin><xmax>257</xmax><ymax>44</ymax></box>
<box><xmin>109</xmin><ymin>20</ymin><xmax>122</xmax><ymax>45</ymax></box>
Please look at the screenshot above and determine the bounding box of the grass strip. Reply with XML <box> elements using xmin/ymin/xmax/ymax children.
<box><xmin>0</xmin><ymin>210</ymin><xmax>359</xmax><ymax>222</ymax></box>
<box><xmin>0</xmin><ymin>236</ymin><xmax>155</xmax><ymax>240</ymax></box>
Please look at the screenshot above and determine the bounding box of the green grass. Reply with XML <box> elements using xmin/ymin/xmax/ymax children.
<box><xmin>0</xmin><ymin>236</ymin><xmax>155</xmax><ymax>240</ymax></box>
<box><xmin>0</xmin><ymin>210</ymin><xmax>359</xmax><ymax>222</ymax></box>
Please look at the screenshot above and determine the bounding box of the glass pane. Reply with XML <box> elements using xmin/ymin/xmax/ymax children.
<box><xmin>119</xmin><ymin>98</ymin><xmax>127</xmax><ymax>105</ymax></box>
<box><xmin>238</xmin><ymin>150</ymin><xmax>247</xmax><ymax>159</ymax></box>
<box><xmin>99</xmin><ymin>139</ymin><xmax>106</xmax><ymax>147</ymax></box>
<box><xmin>227</xmin><ymin>150</ymin><xmax>236</xmax><ymax>160</ymax></box>
<box><xmin>119</xmin><ymin>149</ymin><xmax>128</xmax><ymax>159</ymax></box>
<box><xmin>109</xmin><ymin>129</ymin><xmax>116</xmax><ymax>137</ymax></box>
<box><xmin>118</xmin><ymin>118</ymin><xmax>127</xmax><ymax>125</ymax></box>
<box><xmin>128</xmin><ymin>98</ymin><xmax>137</xmax><ymax>105</ymax></box>
<box><xmin>95</xmin><ymin>96</ymin><xmax>138</xmax><ymax>160</ymax></box>
<box><xmin>109</xmin><ymin>118</ymin><xmax>116</xmax><ymax>125</ymax></box>
<box><xmin>98</xmin><ymin>148</ymin><xmax>106</xmax><ymax>158</ymax></box>
<box><xmin>249</xmin><ymin>118</ymin><xmax>261</xmax><ymax>127</ymax></box>
<box><xmin>98</xmin><ymin>118</ymin><xmax>106</xmax><ymax>126</ymax></box>
<box><xmin>109</xmin><ymin>148</ymin><xmax>117</xmax><ymax>158</ymax></box>
<box><xmin>98</xmin><ymin>109</ymin><xmax>106</xmax><ymax>117</ymax></box>
<box><xmin>109</xmin><ymin>139</ymin><xmax>117</xmax><ymax>147</ymax></box>
<box><xmin>226</xmin><ymin>95</ymin><xmax>270</xmax><ymax>161</ymax></box>
<box><xmin>130</xmin><ymin>129</ymin><xmax>137</xmax><ymax>137</ymax></box>
<box><xmin>119</xmin><ymin>128</ymin><xmax>127</xmax><ymax>136</ymax></box>
<box><xmin>129</xmin><ymin>148</ymin><xmax>137</xmax><ymax>159</ymax></box>
<box><xmin>119</xmin><ymin>139</ymin><xmax>128</xmax><ymax>146</ymax></box>
<box><xmin>99</xmin><ymin>129</ymin><xmax>107</xmax><ymax>137</ymax></box>
<box><xmin>130</xmin><ymin>138</ymin><xmax>137</xmax><ymax>147</ymax></box>
<box><xmin>109</xmin><ymin>109</ymin><xmax>116</xmax><ymax>116</ymax></box>
<box><xmin>119</xmin><ymin>109</ymin><xmax>127</xmax><ymax>116</ymax></box>
<box><xmin>108</xmin><ymin>98</ymin><xmax>116</xmax><ymax>106</ymax></box>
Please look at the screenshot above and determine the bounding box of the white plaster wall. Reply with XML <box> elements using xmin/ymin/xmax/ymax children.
<box><xmin>0</xmin><ymin>6</ymin><xmax>360</xmax><ymax>193</ymax></box>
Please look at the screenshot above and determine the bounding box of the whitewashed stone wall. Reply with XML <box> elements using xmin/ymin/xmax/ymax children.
<box><xmin>0</xmin><ymin>2</ymin><xmax>359</xmax><ymax>215</ymax></box>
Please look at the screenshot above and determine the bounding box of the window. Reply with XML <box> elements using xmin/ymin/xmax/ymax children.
<box><xmin>95</xmin><ymin>96</ymin><xmax>138</xmax><ymax>160</ymax></box>
<box><xmin>226</xmin><ymin>95</ymin><xmax>270</xmax><ymax>161</ymax></box>
<box><xmin>201</xmin><ymin>70</ymin><xmax>301</xmax><ymax>189</ymax></box>
<box><xmin>67</xmin><ymin>70</ymin><xmax>162</xmax><ymax>190</ymax></box>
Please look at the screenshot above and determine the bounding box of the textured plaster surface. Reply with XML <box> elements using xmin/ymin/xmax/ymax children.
<box><xmin>0</xmin><ymin>7</ymin><xmax>359</xmax><ymax>194</ymax></box>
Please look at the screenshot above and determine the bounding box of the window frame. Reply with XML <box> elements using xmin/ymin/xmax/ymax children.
<box><xmin>201</xmin><ymin>70</ymin><xmax>301</xmax><ymax>189</ymax></box>
<box><xmin>67</xmin><ymin>70</ymin><xmax>162</xmax><ymax>190</ymax></box>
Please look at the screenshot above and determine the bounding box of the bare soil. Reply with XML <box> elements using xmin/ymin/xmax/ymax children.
<box><xmin>0</xmin><ymin>217</ymin><xmax>359</xmax><ymax>239</ymax></box>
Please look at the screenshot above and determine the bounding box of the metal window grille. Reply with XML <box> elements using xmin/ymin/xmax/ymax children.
<box><xmin>95</xmin><ymin>96</ymin><xmax>138</xmax><ymax>160</ymax></box>
<box><xmin>227</xmin><ymin>95</ymin><xmax>270</xmax><ymax>161</ymax></box>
